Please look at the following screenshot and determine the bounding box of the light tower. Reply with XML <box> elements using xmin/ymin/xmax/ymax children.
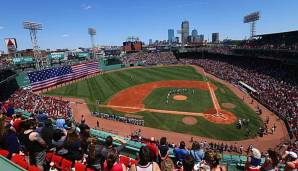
<box><xmin>23</xmin><ymin>21</ymin><xmax>45</xmax><ymax>69</ymax></box>
<box><xmin>244</xmin><ymin>11</ymin><xmax>260</xmax><ymax>38</ymax></box>
<box><xmin>88</xmin><ymin>28</ymin><xmax>96</xmax><ymax>58</ymax></box>
<box><xmin>88</xmin><ymin>28</ymin><xmax>96</xmax><ymax>48</ymax></box>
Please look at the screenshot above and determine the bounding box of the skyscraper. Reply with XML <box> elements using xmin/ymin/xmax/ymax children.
<box><xmin>149</xmin><ymin>39</ymin><xmax>153</xmax><ymax>45</ymax></box>
<box><xmin>212</xmin><ymin>33</ymin><xmax>219</xmax><ymax>43</ymax></box>
<box><xmin>198</xmin><ymin>34</ymin><xmax>204</xmax><ymax>42</ymax></box>
<box><xmin>181</xmin><ymin>20</ymin><xmax>189</xmax><ymax>45</ymax></box>
<box><xmin>191</xmin><ymin>29</ymin><xmax>198</xmax><ymax>37</ymax></box>
<box><xmin>168</xmin><ymin>29</ymin><xmax>175</xmax><ymax>43</ymax></box>
<box><xmin>191</xmin><ymin>29</ymin><xmax>198</xmax><ymax>43</ymax></box>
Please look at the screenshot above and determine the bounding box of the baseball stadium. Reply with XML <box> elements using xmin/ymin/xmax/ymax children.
<box><xmin>0</xmin><ymin>1</ymin><xmax>298</xmax><ymax>171</ymax></box>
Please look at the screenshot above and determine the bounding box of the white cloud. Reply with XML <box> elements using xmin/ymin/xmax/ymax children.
<box><xmin>61</xmin><ymin>34</ymin><xmax>70</xmax><ymax>38</ymax></box>
<box><xmin>0</xmin><ymin>26</ymin><xmax>4</xmax><ymax>30</ymax></box>
<box><xmin>82</xmin><ymin>4</ymin><xmax>92</xmax><ymax>10</ymax></box>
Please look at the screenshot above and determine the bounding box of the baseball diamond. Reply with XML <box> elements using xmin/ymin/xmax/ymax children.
<box><xmin>44</xmin><ymin>65</ymin><xmax>262</xmax><ymax>140</ymax></box>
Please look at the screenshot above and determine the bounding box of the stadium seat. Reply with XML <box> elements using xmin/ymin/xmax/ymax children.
<box><xmin>28</xmin><ymin>165</ymin><xmax>41</xmax><ymax>171</ymax></box>
<box><xmin>0</xmin><ymin>149</ymin><xmax>9</xmax><ymax>157</ymax></box>
<box><xmin>60</xmin><ymin>158</ymin><xmax>73</xmax><ymax>171</ymax></box>
<box><xmin>231</xmin><ymin>155</ymin><xmax>240</xmax><ymax>162</ymax></box>
<box><xmin>74</xmin><ymin>162</ymin><xmax>86</xmax><ymax>171</ymax></box>
<box><xmin>51</xmin><ymin>154</ymin><xmax>63</xmax><ymax>168</ymax></box>
<box><xmin>11</xmin><ymin>154</ymin><xmax>28</xmax><ymax>169</ymax></box>
<box><xmin>119</xmin><ymin>155</ymin><xmax>130</xmax><ymax>167</ymax></box>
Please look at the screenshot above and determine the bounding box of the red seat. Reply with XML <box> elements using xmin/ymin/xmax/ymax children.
<box><xmin>16</xmin><ymin>159</ymin><xmax>29</xmax><ymax>169</ymax></box>
<box><xmin>28</xmin><ymin>165</ymin><xmax>40</xmax><ymax>171</ymax></box>
<box><xmin>61</xmin><ymin>158</ymin><xmax>73</xmax><ymax>171</ymax></box>
<box><xmin>11</xmin><ymin>154</ymin><xmax>26</xmax><ymax>162</ymax></box>
<box><xmin>0</xmin><ymin>149</ymin><xmax>9</xmax><ymax>157</ymax></box>
<box><xmin>86</xmin><ymin>168</ymin><xmax>94</xmax><ymax>171</ymax></box>
<box><xmin>119</xmin><ymin>155</ymin><xmax>130</xmax><ymax>167</ymax></box>
<box><xmin>11</xmin><ymin>154</ymin><xmax>28</xmax><ymax>169</ymax></box>
<box><xmin>51</xmin><ymin>154</ymin><xmax>63</xmax><ymax>168</ymax></box>
<box><xmin>74</xmin><ymin>162</ymin><xmax>86</xmax><ymax>171</ymax></box>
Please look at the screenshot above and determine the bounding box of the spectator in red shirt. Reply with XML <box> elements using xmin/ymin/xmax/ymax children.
<box><xmin>12</xmin><ymin>114</ymin><xmax>24</xmax><ymax>132</ymax></box>
<box><xmin>146</xmin><ymin>137</ymin><xmax>158</xmax><ymax>162</ymax></box>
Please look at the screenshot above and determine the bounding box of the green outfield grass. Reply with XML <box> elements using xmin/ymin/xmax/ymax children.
<box><xmin>143</xmin><ymin>87</ymin><xmax>213</xmax><ymax>113</ymax></box>
<box><xmin>44</xmin><ymin>65</ymin><xmax>262</xmax><ymax>140</ymax></box>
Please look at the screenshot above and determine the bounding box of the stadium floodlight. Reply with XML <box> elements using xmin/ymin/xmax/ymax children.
<box><xmin>23</xmin><ymin>21</ymin><xmax>45</xmax><ymax>69</ymax></box>
<box><xmin>88</xmin><ymin>28</ymin><xmax>97</xmax><ymax>58</ymax></box>
<box><xmin>88</xmin><ymin>28</ymin><xmax>96</xmax><ymax>36</ymax></box>
<box><xmin>23</xmin><ymin>21</ymin><xmax>43</xmax><ymax>30</ymax></box>
<box><xmin>88</xmin><ymin>28</ymin><xmax>96</xmax><ymax>48</ymax></box>
<box><xmin>243</xmin><ymin>12</ymin><xmax>260</xmax><ymax>38</ymax></box>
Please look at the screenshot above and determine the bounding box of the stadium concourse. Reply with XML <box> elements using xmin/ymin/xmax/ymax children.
<box><xmin>0</xmin><ymin>52</ymin><xmax>297</xmax><ymax>171</ymax></box>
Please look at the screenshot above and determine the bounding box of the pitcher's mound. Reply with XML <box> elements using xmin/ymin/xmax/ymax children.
<box><xmin>182</xmin><ymin>116</ymin><xmax>197</xmax><ymax>125</ymax></box>
<box><xmin>222</xmin><ymin>103</ymin><xmax>236</xmax><ymax>109</ymax></box>
<box><xmin>173</xmin><ymin>95</ymin><xmax>187</xmax><ymax>101</ymax></box>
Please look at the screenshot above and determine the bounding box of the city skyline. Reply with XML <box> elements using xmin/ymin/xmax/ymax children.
<box><xmin>0</xmin><ymin>0</ymin><xmax>298</xmax><ymax>51</ymax></box>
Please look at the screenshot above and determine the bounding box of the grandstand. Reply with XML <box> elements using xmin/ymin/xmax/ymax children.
<box><xmin>1</xmin><ymin>48</ymin><xmax>297</xmax><ymax>170</ymax></box>
<box><xmin>1</xmin><ymin>3</ymin><xmax>298</xmax><ymax>171</ymax></box>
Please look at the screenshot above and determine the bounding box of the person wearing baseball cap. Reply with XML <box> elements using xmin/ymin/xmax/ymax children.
<box><xmin>282</xmin><ymin>151</ymin><xmax>298</xmax><ymax>171</ymax></box>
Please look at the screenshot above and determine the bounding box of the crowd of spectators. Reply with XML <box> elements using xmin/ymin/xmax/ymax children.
<box><xmin>240</xmin><ymin>39</ymin><xmax>298</xmax><ymax>51</ymax></box>
<box><xmin>239</xmin><ymin>43</ymin><xmax>298</xmax><ymax>51</ymax></box>
<box><xmin>1</xmin><ymin>112</ymin><xmax>297</xmax><ymax>171</ymax></box>
<box><xmin>121</xmin><ymin>52</ymin><xmax>178</xmax><ymax>65</ymax></box>
<box><xmin>180</xmin><ymin>57</ymin><xmax>298</xmax><ymax>139</ymax></box>
<box><xmin>92</xmin><ymin>112</ymin><xmax>144</xmax><ymax>126</ymax></box>
<box><xmin>3</xmin><ymin>89</ymin><xmax>72</xmax><ymax>119</ymax></box>
<box><xmin>132</xmin><ymin>134</ymin><xmax>248</xmax><ymax>156</ymax></box>
<box><xmin>129</xmin><ymin>135</ymin><xmax>298</xmax><ymax>171</ymax></box>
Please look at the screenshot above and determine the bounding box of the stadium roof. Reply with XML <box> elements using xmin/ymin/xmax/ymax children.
<box><xmin>255</xmin><ymin>30</ymin><xmax>298</xmax><ymax>37</ymax></box>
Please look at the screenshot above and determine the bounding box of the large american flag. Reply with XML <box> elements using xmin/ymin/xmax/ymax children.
<box><xmin>28</xmin><ymin>62</ymin><xmax>100</xmax><ymax>91</ymax></box>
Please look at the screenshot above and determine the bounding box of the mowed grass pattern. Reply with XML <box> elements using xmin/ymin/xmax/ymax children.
<box><xmin>143</xmin><ymin>87</ymin><xmax>213</xmax><ymax>113</ymax></box>
<box><xmin>44</xmin><ymin>66</ymin><xmax>204</xmax><ymax>106</ymax></box>
<box><xmin>44</xmin><ymin>66</ymin><xmax>262</xmax><ymax>140</ymax></box>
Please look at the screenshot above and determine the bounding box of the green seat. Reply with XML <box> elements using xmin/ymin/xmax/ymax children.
<box><xmin>223</xmin><ymin>154</ymin><xmax>232</xmax><ymax>162</ymax></box>
<box><xmin>239</xmin><ymin>155</ymin><xmax>247</xmax><ymax>163</ymax></box>
<box><xmin>231</xmin><ymin>155</ymin><xmax>240</xmax><ymax>162</ymax></box>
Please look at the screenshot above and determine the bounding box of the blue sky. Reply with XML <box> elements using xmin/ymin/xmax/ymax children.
<box><xmin>0</xmin><ymin>0</ymin><xmax>297</xmax><ymax>51</ymax></box>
